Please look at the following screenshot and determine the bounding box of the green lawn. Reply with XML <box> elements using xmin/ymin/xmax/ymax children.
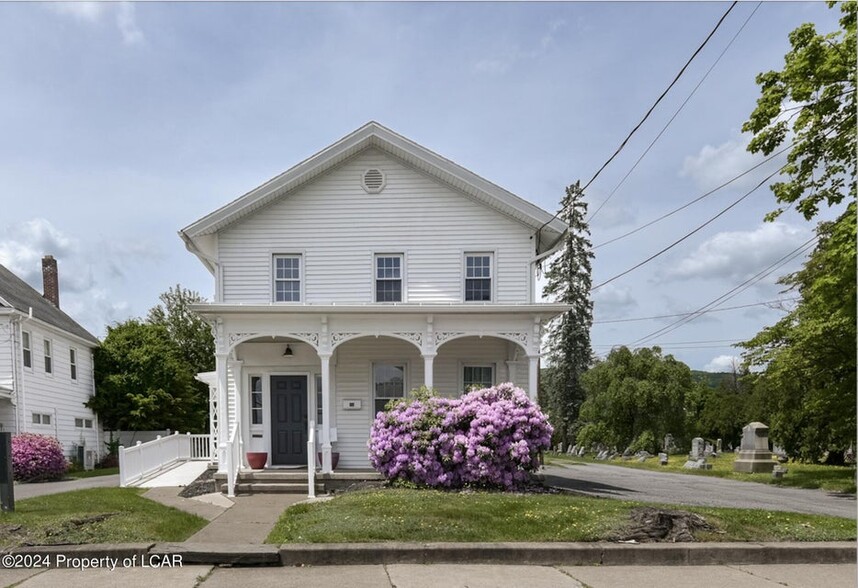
<box><xmin>0</xmin><ymin>488</ymin><xmax>207</xmax><ymax>548</ymax></box>
<box><xmin>266</xmin><ymin>488</ymin><xmax>856</xmax><ymax>544</ymax></box>
<box><xmin>546</xmin><ymin>452</ymin><xmax>857</xmax><ymax>494</ymax></box>
<box><xmin>66</xmin><ymin>467</ymin><xmax>120</xmax><ymax>479</ymax></box>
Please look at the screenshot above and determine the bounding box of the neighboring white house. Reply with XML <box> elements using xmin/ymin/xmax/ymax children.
<box><xmin>180</xmin><ymin>122</ymin><xmax>570</xmax><ymax>475</ymax></box>
<box><xmin>0</xmin><ymin>256</ymin><xmax>101</xmax><ymax>467</ymax></box>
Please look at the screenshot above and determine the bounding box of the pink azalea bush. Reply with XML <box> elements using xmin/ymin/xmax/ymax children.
<box><xmin>12</xmin><ymin>433</ymin><xmax>68</xmax><ymax>482</ymax></box>
<box><xmin>368</xmin><ymin>383</ymin><xmax>552</xmax><ymax>490</ymax></box>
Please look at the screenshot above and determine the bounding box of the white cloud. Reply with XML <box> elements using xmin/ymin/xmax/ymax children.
<box><xmin>0</xmin><ymin>219</ymin><xmax>163</xmax><ymax>336</ymax></box>
<box><xmin>665</xmin><ymin>222</ymin><xmax>811</xmax><ymax>282</ymax></box>
<box><xmin>704</xmin><ymin>354</ymin><xmax>740</xmax><ymax>373</ymax></box>
<box><xmin>680</xmin><ymin>134</ymin><xmax>784</xmax><ymax>191</ymax></box>
<box><xmin>592</xmin><ymin>283</ymin><xmax>637</xmax><ymax>319</ymax></box>
<box><xmin>47</xmin><ymin>1</ymin><xmax>144</xmax><ymax>45</ymax></box>
<box><xmin>117</xmin><ymin>2</ymin><xmax>144</xmax><ymax>45</ymax></box>
<box><xmin>474</xmin><ymin>18</ymin><xmax>567</xmax><ymax>74</ymax></box>
<box><xmin>48</xmin><ymin>2</ymin><xmax>109</xmax><ymax>22</ymax></box>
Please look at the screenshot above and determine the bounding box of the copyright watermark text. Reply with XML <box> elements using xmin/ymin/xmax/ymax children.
<box><xmin>1</xmin><ymin>553</ymin><xmax>184</xmax><ymax>570</ymax></box>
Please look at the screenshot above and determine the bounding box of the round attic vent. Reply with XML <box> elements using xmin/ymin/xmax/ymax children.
<box><xmin>362</xmin><ymin>168</ymin><xmax>386</xmax><ymax>193</ymax></box>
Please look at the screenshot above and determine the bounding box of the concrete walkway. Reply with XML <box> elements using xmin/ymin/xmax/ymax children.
<box><xmin>13</xmin><ymin>474</ymin><xmax>119</xmax><ymax>500</ymax></box>
<box><xmin>544</xmin><ymin>462</ymin><xmax>856</xmax><ymax>518</ymax></box>
<box><xmin>184</xmin><ymin>493</ymin><xmax>306</xmax><ymax>544</ymax></box>
<box><xmin>1</xmin><ymin>563</ymin><xmax>855</xmax><ymax>588</ymax></box>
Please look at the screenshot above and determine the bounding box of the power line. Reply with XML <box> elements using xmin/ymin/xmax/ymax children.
<box><xmin>535</xmin><ymin>1</ymin><xmax>739</xmax><ymax>241</ymax></box>
<box><xmin>581</xmin><ymin>1</ymin><xmax>739</xmax><ymax>195</ymax></box>
<box><xmin>593</xmin><ymin>142</ymin><xmax>791</xmax><ymax>249</ymax></box>
<box><xmin>630</xmin><ymin>236</ymin><xmax>818</xmax><ymax>346</ymax></box>
<box><xmin>591</xmin><ymin>166</ymin><xmax>781</xmax><ymax>291</ymax></box>
<box><xmin>588</xmin><ymin>1</ymin><xmax>762</xmax><ymax>223</ymax></box>
<box><xmin>592</xmin><ymin>297</ymin><xmax>798</xmax><ymax>324</ymax></box>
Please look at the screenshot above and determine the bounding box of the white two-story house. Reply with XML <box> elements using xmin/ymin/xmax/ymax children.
<box><xmin>180</xmin><ymin>122</ymin><xmax>569</xmax><ymax>477</ymax></box>
<box><xmin>0</xmin><ymin>257</ymin><xmax>101</xmax><ymax>467</ymax></box>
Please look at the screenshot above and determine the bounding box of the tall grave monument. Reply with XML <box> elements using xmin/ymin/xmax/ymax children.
<box><xmin>733</xmin><ymin>422</ymin><xmax>776</xmax><ymax>473</ymax></box>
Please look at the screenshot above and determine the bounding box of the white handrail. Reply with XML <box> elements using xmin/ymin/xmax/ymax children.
<box><xmin>307</xmin><ymin>421</ymin><xmax>316</xmax><ymax>498</ymax></box>
<box><xmin>119</xmin><ymin>431</ymin><xmax>212</xmax><ymax>487</ymax></box>
<box><xmin>225</xmin><ymin>425</ymin><xmax>240</xmax><ymax>498</ymax></box>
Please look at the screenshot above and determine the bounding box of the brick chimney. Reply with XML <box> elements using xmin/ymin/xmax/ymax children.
<box><xmin>42</xmin><ymin>255</ymin><xmax>59</xmax><ymax>308</ymax></box>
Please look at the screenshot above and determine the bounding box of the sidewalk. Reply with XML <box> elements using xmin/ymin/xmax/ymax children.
<box><xmin>1</xmin><ymin>563</ymin><xmax>856</xmax><ymax>588</ymax></box>
<box><xmin>13</xmin><ymin>475</ymin><xmax>119</xmax><ymax>500</ymax></box>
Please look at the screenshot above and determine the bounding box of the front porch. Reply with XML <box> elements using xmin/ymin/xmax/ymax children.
<box><xmin>194</xmin><ymin>304</ymin><xmax>568</xmax><ymax>496</ymax></box>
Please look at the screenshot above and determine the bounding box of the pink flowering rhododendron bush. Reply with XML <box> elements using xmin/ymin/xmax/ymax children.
<box><xmin>368</xmin><ymin>383</ymin><xmax>552</xmax><ymax>490</ymax></box>
<box><xmin>12</xmin><ymin>433</ymin><xmax>68</xmax><ymax>482</ymax></box>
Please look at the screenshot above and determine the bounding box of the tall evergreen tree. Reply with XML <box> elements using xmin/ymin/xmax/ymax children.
<box><xmin>542</xmin><ymin>181</ymin><xmax>594</xmax><ymax>445</ymax></box>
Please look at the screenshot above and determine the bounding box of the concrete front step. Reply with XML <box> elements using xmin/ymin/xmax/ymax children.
<box><xmin>219</xmin><ymin>482</ymin><xmax>323</xmax><ymax>495</ymax></box>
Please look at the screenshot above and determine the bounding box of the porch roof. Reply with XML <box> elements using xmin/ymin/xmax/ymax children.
<box><xmin>190</xmin><ymin>302</ymin><xmax>571</xmax><ymax>319</ymax></box>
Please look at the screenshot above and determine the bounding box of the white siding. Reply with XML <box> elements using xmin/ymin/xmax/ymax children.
<box><xmin>218</xmin><ymin>148</ymin><xmax>534</xmax><ymax>304</ymax></box>
<box><xmin>434</xmin><ymin>337</ymin><xmax>529</xmax><ymax>396</ymax></box>
<box><xmin>333</xmin><ymin>336</ymin><xmax>423</xmax><ymax>468</ymax></box>
<box><xmin>16</xmin><ymin>322</ymin><xmax>100</xmax><ymax>459</ymax></box>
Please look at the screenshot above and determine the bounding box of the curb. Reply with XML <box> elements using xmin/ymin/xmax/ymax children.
<box><xmin>3</xmin><ymin>541</ymin><xmax>855</xmax><ymax>567</ymax></box>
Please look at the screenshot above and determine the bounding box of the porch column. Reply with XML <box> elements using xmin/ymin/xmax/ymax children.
<box><xmin>319</xmin><ymin>353</ymin><xmax>333</xmax><ymax>473</ymax></box>
<box><xmin>230</xmin><ymin>359</ymin><xmax>246</xmax><ymax>468</ymax></box>
<box><xmin>215</xmin><ymin>352</ymin><xmax>229</xmax><ymax>473</ymax></box>
<box><xmin>422</xmin><ymin>354</ymin><xmax>435</xmax><ymax>389</ymax></box>
<box><xmin>527</xmin><ymin>355</ymin><xmax>539</xmax><ymax>403</ymax></box>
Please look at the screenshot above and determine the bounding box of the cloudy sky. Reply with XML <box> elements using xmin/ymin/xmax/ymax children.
<box><xmin>0</xmin><ymin>2</ymin><xmax>845</xmax><ymax>371</ymax></box>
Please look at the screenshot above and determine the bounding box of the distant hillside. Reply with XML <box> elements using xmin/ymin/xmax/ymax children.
<box><xmin>691</xmin><ymin>370</ymin><xmax>734</xmax><ymax>389</ymax></box>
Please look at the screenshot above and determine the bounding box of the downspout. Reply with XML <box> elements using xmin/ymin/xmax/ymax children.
<box><xmin>9</xmin><ymin>316</ymin><xmax>20</xmax><ymax>434</ymax></box>
<box><xmin>18</xmin><ymin>307</ymin><xmax>34</xmax><ymax>435</ymax></box>
<box><xmin>527</xmin><ymin>229</ymin><xmax>568</xmax><ymax>303</ymax></box>
<box><xmin>91</xmin><ymin>350</ymin><xmax>100</xmax><ymax>459</ymax></box>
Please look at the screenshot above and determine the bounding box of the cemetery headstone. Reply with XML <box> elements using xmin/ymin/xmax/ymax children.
<box><xmin>733</xmin><ymin>422</ymin><xmax>775</xmax><ymax>473</ymax></box>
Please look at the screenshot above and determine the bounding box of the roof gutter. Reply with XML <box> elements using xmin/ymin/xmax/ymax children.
<box><xmin>179</xmin><ymin>230</ymin><xmax>218</xmax><ymax>275</ymax></box>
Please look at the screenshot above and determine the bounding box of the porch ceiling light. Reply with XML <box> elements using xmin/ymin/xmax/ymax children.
<box><xmin>283</xmin><ymin>344</ymin><xmax>294</xmax><ymax>357</ymax></box>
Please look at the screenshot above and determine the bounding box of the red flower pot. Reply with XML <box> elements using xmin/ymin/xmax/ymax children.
<box><xmin>317</xmin><ymin>452</ymin><xmax>340</xmax><ymax>470</ymax></box>
<box><xmin>246</xmin><ymin>452</ymin><xmax>268</xmax><ymax>470</ymax></box>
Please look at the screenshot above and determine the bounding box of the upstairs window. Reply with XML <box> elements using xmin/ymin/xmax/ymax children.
<box><xmin>273</xmin><ymin>255</ymin><xmax>301</xmax><ymax>302</ymax></box>
<box><xmin>375</xmin><ymin>254</ymin><xmax>403</xmax><ymax>302</ymax></box>
<box><xmin>464</xmin><ymin>253</ymin><xmax>492</xmax><ymax>302</ymax></box>
<box><xmin>43</xmin><ymin>339</ymin><xmax>52</xmax><ymax>374</ymax></box>
<box><xmin>69</xmin><ymin>348</ymin><xmax>77</xmax><ymax>381</ymax></box>
<box><xmin>22</xmin><ymin>331</ymin><xmax>31</xmax><ymax>368</ymax></box>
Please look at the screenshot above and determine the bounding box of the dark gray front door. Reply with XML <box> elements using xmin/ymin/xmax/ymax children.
<box><xmin>270</xmin><ymin>375</ymin><xmax>308</xmax><ymax>465</ymax></box>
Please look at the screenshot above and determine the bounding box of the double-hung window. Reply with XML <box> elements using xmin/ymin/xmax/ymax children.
<box><xmin>75</xmin><ymin>418</ymin><xmax>93</xmax><ymax>429</ymax></box>
<box><xmin>373</xmin><ymin>363</ymin><xmax>406</xmax><ymax>414</ymax></box>
<box><xmin>463</xmin><ymin>365</ymin><xmax>494</xmax><ymax>392</ymax></box>
<box><xmin>22</xmin><ymin>331</ymin><xmax>31</xmax><ymax>368</ymax></box>
<box><xmin>43</xmin><ymin>339</ymin><xmax>53</xmax><ymax>374</ymax></box>
<box><xmin>273</xmin><ymin>255</ymin><xmax>301</xmax><ymax>302</ymax></box>
<box><xmin>375</xmin><ymin>254</ymin><xmax>403</xmax><ymax>302</ymax></box>
<box><xmin>69</xmin><ymin>348</ymin><xmax>77</xmax><ymax>381</ymax></box>
<box><xmin>32</xmin><ymin>413</ymin><xmax>51</xmax><ymax>425</ymax></box>
<box><xmin>464</xmin><ymin>253</ymin><xmax>493</xmax><ymax>302</ymax></box>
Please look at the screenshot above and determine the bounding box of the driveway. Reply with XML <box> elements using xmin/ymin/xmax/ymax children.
<box><xmin>13</xmin><ymin>474</ymin><xmax>120</xmax><ymax>500</ymax></box>
<box><xmin>543</xmin><ymin>462</ymin><xmax>855</xmax><ymax>519</ymax></box>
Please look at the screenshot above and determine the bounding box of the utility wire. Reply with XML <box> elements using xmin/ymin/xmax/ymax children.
<box><xmin>588</xmin><ymin>1</ymin><xmax>761</xmax><ymax>223</ymax></box>
<box><xmin>592</xmin><ymin>297</ymin><xmax>798</xmax><ymax>324</ymax></box>
<box><xmin>535</xmin><ymin>1</ymin><xmax>739</xmax><ymax>241</ymax></box>
<box><xmin>630</xmin><ymin>236</ymin><xmax>818</xmax><ymax>346</ymax></box>
<box><xmin>590</xmin><ymin>166</ymin><xmax>781</xmax><ymax>291</ymax></box>
<box><xmin>593</xmin><ymin>141</ymin><xmax>791</xmax><ymax>249</ymax></box>
<box><xmin>581</xmin><ymin>1</ymin><xmax>738</xmax><ymax>194</ymax></box>
<box><xmin>590</xmin><ymin>114</ymin><xmax>852</xmax><ymax>292</ymax></box>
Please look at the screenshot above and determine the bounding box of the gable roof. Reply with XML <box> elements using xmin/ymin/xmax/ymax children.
<box><xmin>0</xmin><ymin>264</ymin><xmax>99</xmax><ymax>346</ymax></box>
<box><xmin>180</xmin><ymin>122</ymin><xmax>567</xmax><ymax>265</ymax></box>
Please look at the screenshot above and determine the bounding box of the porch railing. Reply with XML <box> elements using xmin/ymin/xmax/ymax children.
<box><xmin>119</xmin><ymin>431</ymin><xmax>212</xmax><ymax>487</ymax></box>
<box><xmin>307</xmin><ymin>421</ymin><xmax>316</xmax><ymax>498</ymax></box>
<box><xmin>224</xmin><ymin>425</ymin><xmax>241</xmax><ymax>498</ymax></box>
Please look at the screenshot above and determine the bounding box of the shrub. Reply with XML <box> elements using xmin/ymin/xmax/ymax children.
<box><xmin>368</xmin><ymin>383</ymin><xmax>553</xmax><ymax>490</ymax></box>
<box><xmin>12</xmin><ymin>433</ymin><xmax>68</xmax><ymax>482</ymax></box>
